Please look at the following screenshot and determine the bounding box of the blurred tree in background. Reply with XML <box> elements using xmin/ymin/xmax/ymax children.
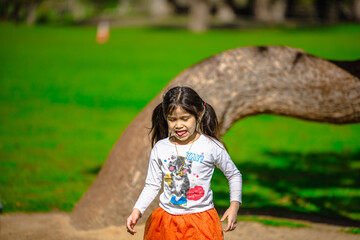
<box><xmin>1</xmin><ymin>0</ymin><xmax>360</xmax><ymax>31</ymax></box>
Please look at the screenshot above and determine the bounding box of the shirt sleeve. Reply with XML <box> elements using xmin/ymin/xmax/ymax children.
<box><xmin>133</xmin><ymin>146</ymin><xmax>163</xmax><ymax>215</ymax></box>
<box><xmin>215</xmin><ymin>147</ymin><xmax>242</xmax><ymax>204</ymax></box>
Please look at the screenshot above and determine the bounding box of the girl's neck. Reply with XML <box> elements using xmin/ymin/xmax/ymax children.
<box><xmin>170</xmin><ymin>132</ymin><xmax>201</xmax><ymax>145</ymax></box>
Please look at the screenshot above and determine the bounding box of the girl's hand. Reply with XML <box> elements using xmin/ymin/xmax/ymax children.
<box><xmin>126</xmin><ymin>208</ymin><xmax>142</xmax><ymax>235</ymax></box>
<box><xmin>220</xmin><ymin>201</ymin><xmax>241</xmax><ymax>232</ymax></box>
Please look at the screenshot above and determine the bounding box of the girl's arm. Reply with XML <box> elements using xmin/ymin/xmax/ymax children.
<box><xmin>221</xmin><ymin>201</ymin><xmax>241</xmax><ymax>232</ymax></box>
<box><xmin>215</xmin><ymin>146</ymin><xmax>242</xmax><ymax>232</ymax></box>
<box><xmin>126</xmin><ymin>147</ymin><xmax>162</xmax><ymax>234</ymax></box>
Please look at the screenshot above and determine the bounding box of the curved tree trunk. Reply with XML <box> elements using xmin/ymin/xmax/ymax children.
<box><xmin>71</xmin><ymin>46</ymin><xmax>360</xmax><ymax>230</ymax></box>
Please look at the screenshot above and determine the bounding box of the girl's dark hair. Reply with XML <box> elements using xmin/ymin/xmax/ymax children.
<box><xmin>150</xmin><ymin>86</ymin><xmax>220</xmax><ymax>147</ymax></box>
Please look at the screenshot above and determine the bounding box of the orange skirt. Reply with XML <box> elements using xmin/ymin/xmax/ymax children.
<box><xmin>144</xmin><ymin>207</ymin><xmax>223</xmax><ymax>240</ymax></box>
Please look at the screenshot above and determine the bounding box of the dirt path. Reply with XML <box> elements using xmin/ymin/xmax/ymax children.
<box><xmin>1</xmin><ymin>212</ymin><xmax>359</xmax><ymax>240</ymax></box>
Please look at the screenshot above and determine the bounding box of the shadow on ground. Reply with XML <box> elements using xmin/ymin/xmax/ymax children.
<box><xmin>213</xmin><ymin>150</ymin><xmax>360</xmax><ymax>227</ymax></box>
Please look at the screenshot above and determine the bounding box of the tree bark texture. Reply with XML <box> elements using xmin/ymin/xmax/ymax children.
<box><xmin>70</xmin><ymin>46</ymin><xmax>360</xmax><ymax>230</ymax></box>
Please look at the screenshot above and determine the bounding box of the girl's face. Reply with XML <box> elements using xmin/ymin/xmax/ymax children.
<box><xmin>167</xmin><ymin>107</ymin><xmax>198</xmax><ymax>145</ymax></box>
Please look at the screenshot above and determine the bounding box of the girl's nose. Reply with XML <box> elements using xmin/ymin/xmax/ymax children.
<box><xmin>174</xmin><ymin>121</ymin><xmax>182</xmax><ymax>128</ymax></box>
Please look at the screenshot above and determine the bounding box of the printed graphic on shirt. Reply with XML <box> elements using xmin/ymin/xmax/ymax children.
<box><xmin>164</xmin><ymin>153</ymin><xmax>205</xmax><ymax>206</ymax></box>
<box><xmin>187</xmin><ymin>186</ymin><xmax>205</xmax><ymax>200</ymax></box>
<box><xmin>164</xmin><ymin>173</ymin><xmax>172</xmax><ymax>185</ymax></box>
<box><xmin>186</xmin><ymin>151</ymin><xmax>205</xmax><ymax>163</ymax></box>
<box><xmin>167</xmin><ymin>155</ymin><xmax>191</xmax><ymax>206</ymax></box>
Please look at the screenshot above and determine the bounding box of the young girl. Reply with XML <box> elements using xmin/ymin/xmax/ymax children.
<box><xmin>126</xmin><ymin>86</ymin><xmax>242</xmax><ymax>239</ymax></box>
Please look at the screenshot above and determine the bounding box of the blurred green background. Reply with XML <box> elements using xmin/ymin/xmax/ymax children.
<box><xmin>0</xmin><ymin>21</ymin><xmax>360</xmax><ymax>224</ymax></box>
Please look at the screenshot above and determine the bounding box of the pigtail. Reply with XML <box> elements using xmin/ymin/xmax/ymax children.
<box><xmin>199</xmin><ymin>102</ymin><xmax>220</xmax><ymax>142</ymax></box>
<box><xmin>150</xmin><ymin>102</ymin><xmax>168</xmax><ymax>147</ymax></box>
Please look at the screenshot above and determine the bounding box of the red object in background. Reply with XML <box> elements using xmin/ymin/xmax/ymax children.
<box><xmin>187</xmin><ymin>186</ymin><xmax>205</xmax><ymax>201</ymax></box>
<box><xmin>96</xmin><ymin>21</ymin><xmax>110</xmax><ymax>44</ymax></box>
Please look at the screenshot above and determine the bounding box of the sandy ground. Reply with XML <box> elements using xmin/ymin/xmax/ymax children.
<box><xmin>1</xmin><ymin>212</ymin><xmax>359</xmax><ymax>240</ymax></box>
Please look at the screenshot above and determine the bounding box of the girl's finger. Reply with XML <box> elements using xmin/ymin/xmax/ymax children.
<box><xmin>126</xmin><ymin>218</ymin><xmax>136</xmax><ymax>233</ymax></box>
<box><xmin>231</xmin><ymin>222</ymin><xmax>237</xmax><ymax>231</ymax></box>
<box><xmin>230</xmin><ymin>222</ymin><xmax>234</xmax><ymax>231</ymax></box>
<box><xmin>224</xmin><ymin>222</ymin><xmax>231</xmax><ymax>232</ymax></box>
<box><xmin>127</xmin><ymin>224</ymin><xmax>136</xmax><ymax>234</ymax></box>
<box><xmin>126</xmin><ymin>219</ymin><xmax>131</xmax><ymax>230</ymax></box>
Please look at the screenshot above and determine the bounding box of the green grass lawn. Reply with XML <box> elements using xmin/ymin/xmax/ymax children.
<box><xmin>236</xmin><ymin>215</ymin><xmax>311</xmax><ymax>228</ymax></box>
<box><xmin>0</xmin><ymin>23</ymin><xmax>359</xmax><ymax>222</ymax></box>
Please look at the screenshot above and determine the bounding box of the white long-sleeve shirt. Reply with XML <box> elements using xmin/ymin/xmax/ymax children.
<box><xmin>133</xmin><ymin>134</ymin><xmax>242</xmax><ymax>215</ymax></box>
